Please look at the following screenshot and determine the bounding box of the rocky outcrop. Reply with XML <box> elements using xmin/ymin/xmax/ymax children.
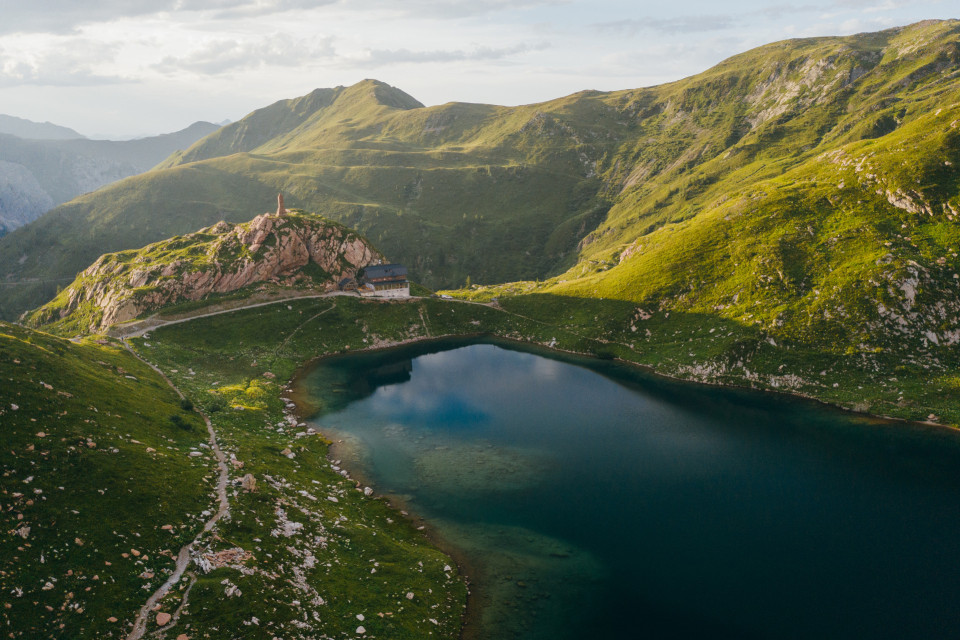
<box><xmin>31</xmin><ymin>212</ymin><xmax>382</xmax><ymax>333</ymax></box>
<box><xmin>885</xmin><ymin>188</ymin><xmax>934</xmax><ymax>216</ymax></box>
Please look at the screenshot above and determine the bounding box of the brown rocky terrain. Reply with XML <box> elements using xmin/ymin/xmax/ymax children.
<box><xmin>26</xmin><ymin>211</ymin><xmax>382</xmax><ymax>334</ymax></box>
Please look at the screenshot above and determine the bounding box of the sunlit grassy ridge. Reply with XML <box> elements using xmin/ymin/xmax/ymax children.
<box><xmin>533</xmin><ymin>94</ymin><xmax>960</xmax><ymax>357</ymax></box>
<box><xmin>3</xmin><ymin>20</ymin><xmax>957</xmax><ymax>321</ymax></box>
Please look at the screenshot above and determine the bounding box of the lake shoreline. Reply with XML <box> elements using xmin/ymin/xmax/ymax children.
<box><xmin>289</xmin><ymin>330</ymin><xmax>947</xmax><ymax>434</ymax></box>
<box><xmin>287</xmin><ymin>376</ymin><xmax>489</xmax><ymax>640</ymax></box>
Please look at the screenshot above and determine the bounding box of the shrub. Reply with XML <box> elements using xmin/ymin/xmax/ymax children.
<box><xmin>169</xmin><ymin>414</ymin><xmax>192</xmax><ymax>431</ymax></box>
<box><xmin>180</xmin><ymin>397</ymin><xmax>194</xmax><ymax>412</ymax></box>
<box><xmin>205</xmin><ymin>395</ymin><xmax>227</xmax><ymax>413</ymax></box>
<box><xmin>594</xmin><ymin>347</ymin><xmax>616</xmax><ymax>360</ymax></box>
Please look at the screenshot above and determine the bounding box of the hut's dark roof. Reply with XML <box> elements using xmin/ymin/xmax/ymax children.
<box><xmin>362</xmin><ymin>264</ymin><xmax>408</xmax><ymax>280</ymax></box>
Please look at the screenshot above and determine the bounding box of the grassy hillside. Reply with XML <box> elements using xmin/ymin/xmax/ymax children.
<box><xmin>3</xmin><ymin>22</ymin><xmax>959</xmax><ymax>322</ymax></box>
<box><xmin>0</xmin><ymin>74</ymin><xmax>604</xmax><ymax>317</ymax></box>
<box><xmin>0</xmin><ymin>322</ymin><xmax>211</xmax><ymax>638</ymax></box>
<box><xmin>537</xmin><ymin>57</ymin><xmax>960</xmax><ymax>357</ymax></box>
<box><xmin>125</xmin><ymin>297</ymin><xmax>477</xmax><ymax>639</ymax></box>
<box><xmin>1</xmin><ymin>314</ymin><xmax>469</xmax><ymax>638</ymax></box>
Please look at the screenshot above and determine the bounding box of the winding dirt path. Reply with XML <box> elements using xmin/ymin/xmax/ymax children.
<box><xmin>110</xmin><ymin>292</ymin><xmax>495</xmax><ymax>636</ymax></box>
<box><xmin>120</xmin><ymin>341</ymin><xmax>230</xmax><ymax>640</ymax></box>
<box><xmin>418</xmin><ymin>305</ymin><xmax>432</xmax><ymax>337</ymax></box>
<box><xmin>113</xmin><ymin>292</ymin><xmax>346</xmax><ymax>339</ymax></box>
<box><xmin>275</xmin><ymin>301</ymin><xmax>338</xmax><ymax>354</ymax></box>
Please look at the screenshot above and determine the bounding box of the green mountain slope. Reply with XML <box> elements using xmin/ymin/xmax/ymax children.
<box><xmin>158</xmin><ymin>82</ymin><xmax>425</xmax><ymax>166</ymax></box>
<box><xmin>1</xmin><ymin>20</ymin><xmax>959</xmax><ymax>326</ymax></box>
<box><xmin>0</xmin><ymin>77</ymin><xmax>612</xmax><ymax>318</ymax></box>
<box><xmin>543</xmin><ymin>103</ymin><xmax>960</xmax><ymax>354</ymax></box>
<box><xmin>0</xmin><ymin>323</ymin><xmax>212</xmax><ymax>638</ymax></box>
<box><xmin>529</xmin><ymin>20</ymin><xmax>960</xmax><ymax>360</ymax></box>
<box><xmin>0</xmin><ymin>313</ymin><xmax>468</xmax><ymax>638</ymax></box>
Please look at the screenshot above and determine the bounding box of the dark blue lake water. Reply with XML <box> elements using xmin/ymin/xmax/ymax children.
<box><xmin>300</xmin><ymin>338</ymin><xmax>960</xmax><ymax>640</ymax></box>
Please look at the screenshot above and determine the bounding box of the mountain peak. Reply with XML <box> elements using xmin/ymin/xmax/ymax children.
<box><xmin>343</xmin><ymin>79</ymin><xmax>425</xmax><ymax>111</ymax></box>
<box><xmin>161</xmin><ymin>80</ymin><xmax>424</xmax><ymax>166</ymax></box>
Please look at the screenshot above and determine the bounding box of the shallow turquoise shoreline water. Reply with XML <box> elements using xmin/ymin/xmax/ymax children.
<box><xmin>300</xmin><ymin>338</ymin><xmax>960</xmax><ymax>640</ymax></box>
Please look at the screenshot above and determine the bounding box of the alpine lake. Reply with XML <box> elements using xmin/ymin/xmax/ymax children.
<box><xmin>294</xmin><ymin>337</ymin><xmax>960</xmax><ymax>640</ymax></box>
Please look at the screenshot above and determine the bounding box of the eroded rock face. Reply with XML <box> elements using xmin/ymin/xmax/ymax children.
<box><xmin>39</xmin><ymin>213</ymin><xmax>383</xmax><ymax>332</ymax></box>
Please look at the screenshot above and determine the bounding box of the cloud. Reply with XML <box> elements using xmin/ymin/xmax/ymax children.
<box><xmin>838</xmin><ymin>16</ymin><xmax>899</xmax><ymax>32</ymax></box>
<box><xmin>153</xmin><ymin>33</ymin><xmax>336</xmax><ymax>74</ymax></box>
<box><xmin>350</xmin><ymin>42</ymin><xmax>550</xmax><ymax>67</ymax></box>
<box><xmin>0</xmin><ymin>0</ymin><xmax>558</xmax><ymax>36</ymax></box>
<box><xmin>199</xmin><ymin>0</ymin><xmax>338</xmax><ymax>20</ymax></box>
<box><xmin>208</xmin><ymin>0</ymin><xmax>549</xmax><ymax>21</ymax></box>
<box><xmin>0</xmin><ymin>1</ymin><xmax>339</xmax><ymax>36</ymax></box>
<box><xmin>754</xmin><ymin>4</ymin><xmax>821</xmax><ymax>18</ymax></box>
<box><xmin>353</xmin><ymin>0</ymin><xmax>562</xmax><ymax>19</ymax></box>
<box><xmin>0</xmin><ymin>40</ymin><xmax>131</xmax><ymax>87</ymax></box>
<box><xmin>2</xmin><ymin>1</ymin><xmax>180</xmax><ymax>35</ymax></box>
<box><xmin>595</xmin><ymin>15</ymin><xmax>736</xmax><ymax>35</ymax></box>
<box><xmin>833</xmin><ymin>0</ymin><xmax>910</xmax><ymax>7</ymax></box>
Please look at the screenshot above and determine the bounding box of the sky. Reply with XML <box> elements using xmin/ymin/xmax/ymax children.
<box><xmin>0</xmin><ymin>0</ymin><xmax>952</xmax><ymax>138</ymax></box>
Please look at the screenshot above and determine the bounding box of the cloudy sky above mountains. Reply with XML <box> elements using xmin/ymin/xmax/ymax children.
<box><xmin>0</xmin><ymin>0</ymin><xmax>951</xmax><ymax>137</ymax></box>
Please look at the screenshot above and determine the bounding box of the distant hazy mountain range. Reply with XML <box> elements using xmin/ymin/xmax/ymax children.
<box><xmin>0</xmin><ymin>114</ymin><xmax>84</xmax><ymax>140</ymax></box>
<box><xmin>0</xmin><ymin>120</ymin><xmax>220</xmax><ymax>234</ymax></box>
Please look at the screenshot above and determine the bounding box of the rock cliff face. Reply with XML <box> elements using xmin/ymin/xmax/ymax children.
<box><xmin>28</xmin><ymin>212</ymin><xmax>382</xmax><ymax>333</ymax></box>
<box><xmin>0</xmin><ymin>160</ymin><xmax>54</xmax><ymax>233</ymax></box>
<box><xmin>0</xmin><ymin>122</ymin><xmax>220</xmax><ymax>234</ymax></box>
